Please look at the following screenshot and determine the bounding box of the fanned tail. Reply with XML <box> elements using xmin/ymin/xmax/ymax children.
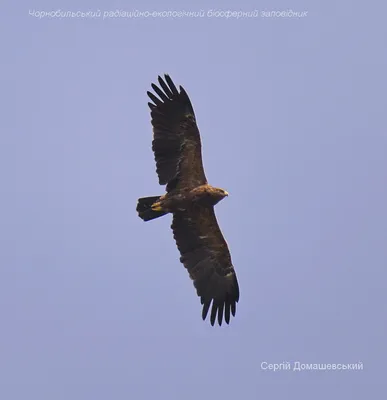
<box><xmin>136</xmin><ymin>196</ymin><xmax>167</xmax><ymax>221</ymax></box>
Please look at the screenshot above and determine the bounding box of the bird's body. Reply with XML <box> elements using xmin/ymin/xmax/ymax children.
<box><xmin>153</xmin><ymin>184</ymin><xmax>228</xmax><ymax>212</ymax></box>
<box><xmin>136</xmin><ymin>74</ymin><xmax>239</xmax><ymax>326</ymax></box>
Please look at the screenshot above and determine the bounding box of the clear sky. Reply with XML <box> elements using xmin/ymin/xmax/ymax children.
<box><xmin>1</xmin><ymin>0</ymin><xmax>386</xmax><ymax>398</ymax></box>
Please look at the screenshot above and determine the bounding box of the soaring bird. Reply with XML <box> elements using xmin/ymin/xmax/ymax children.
<box><xmin>136</xmin><ymin>74</ymin><xmax>239</xmax><ymax>326</ymax></box>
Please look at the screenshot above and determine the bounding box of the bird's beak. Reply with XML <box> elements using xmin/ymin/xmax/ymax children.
<box><xmin>224</xmin><ymin>191</ymin><xmax>229</xmax><ymax>196</ymax></box>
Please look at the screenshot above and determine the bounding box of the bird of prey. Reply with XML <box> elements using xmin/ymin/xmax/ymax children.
<box><xmin>136</xmin><ymin>74</ymin><xmax>239</xmax><ymax>326</ymax></box>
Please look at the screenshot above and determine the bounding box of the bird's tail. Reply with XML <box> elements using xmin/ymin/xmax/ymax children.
<box><xmin>136</xmin><ymin>196</ymin><xmax>167</xmax><ymax>221</ymax></box>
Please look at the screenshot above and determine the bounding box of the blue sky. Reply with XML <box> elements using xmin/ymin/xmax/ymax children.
<box><xmin>1</xmin><ymin>0</ymin><xmax>386</xmax><ymax>398</ymax></box>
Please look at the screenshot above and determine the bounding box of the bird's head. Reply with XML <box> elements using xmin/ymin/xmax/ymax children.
<box><xmin>212</xmin><ymin>187</ymin><xmax>229</xmax><ymax>203</ymax></box>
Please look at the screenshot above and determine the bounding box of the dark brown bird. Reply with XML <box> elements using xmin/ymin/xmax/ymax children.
<box><xmin>136</xmin><ymin>74</ymin><xmax>239</xmax><ymax>326</ymax></box>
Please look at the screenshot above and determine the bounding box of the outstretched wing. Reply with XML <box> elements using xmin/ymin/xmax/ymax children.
<box><xmin>147</xmin><ymin>74</ymin><xmax>207</xmax><ymax>191</ymax></box>
<box><xmin>171</xmin><ymin>206</ymin><xmax>239</xmax><ymax>326</ymax></box>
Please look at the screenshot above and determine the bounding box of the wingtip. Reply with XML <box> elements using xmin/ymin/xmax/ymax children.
<box><xmin>201</xmin><ymin>294</ymin><xmax>238</xmax><ymax>326</ymax></box>
<box><xmin>156</xmin><ymin>73</ymin><xmax>170</xmax><ymax>84</ymax></box>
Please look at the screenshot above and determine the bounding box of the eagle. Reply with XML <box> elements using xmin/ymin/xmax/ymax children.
<box><xmin>136</xmin><ymin>74</ymin><xmax>240</xmax><ymax>326</ymax></box>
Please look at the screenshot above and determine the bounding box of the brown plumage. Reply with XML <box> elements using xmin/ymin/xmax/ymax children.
<box><xmin>136</xmin><ymin>74</ymin><xmax>239</xmax><ymax>326</ymax></box>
